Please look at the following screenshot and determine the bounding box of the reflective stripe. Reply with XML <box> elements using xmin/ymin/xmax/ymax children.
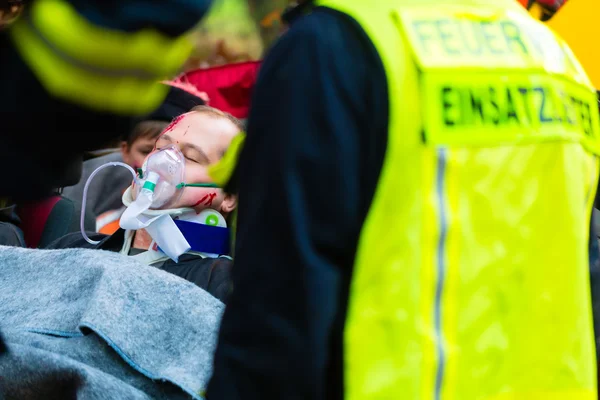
<box><xmin>26</xmin><ymin>13</ymin><xmax>157</xmax><ymax>80</ymax></box>
<box><xmin>28</xmin><ymin>0</ymin><xmax>191</xmax><ymax>75</ymax></box>
<box><xmin>434</xmin><ymin>148</ymin><xmax>448</xmax><ymax>400</ymax></box>
<box><xmin>9</xmin><ymin>0</ymin><xmax>193</xmax><ymax>115</ymax></box>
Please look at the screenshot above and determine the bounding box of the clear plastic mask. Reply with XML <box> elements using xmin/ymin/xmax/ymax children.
<box><xmin>135</xmin><ymin>145</ymin><xmax>185</xmax><ymax>209</ymax></box>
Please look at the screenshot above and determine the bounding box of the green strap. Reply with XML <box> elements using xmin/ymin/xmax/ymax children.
<box><xmin>176</xmin><ymin>182</ymin><xmax>220</xmax><ymax>189</ymax></box>
<box><xmin>143</xmin><ymin>181</ymin><xmax>157</xmax><ymax>192</ymax></box>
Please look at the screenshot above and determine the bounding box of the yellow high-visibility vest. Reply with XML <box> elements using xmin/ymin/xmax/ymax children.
<box><xmin>9</xmin><ymin>0</ymin><xmax>194</xmax><ymax>115</ymax></box>
<box><xmin>316</xmin><ymin>0</ymin><xmax>600</xmax><ymax>398</ymax></box>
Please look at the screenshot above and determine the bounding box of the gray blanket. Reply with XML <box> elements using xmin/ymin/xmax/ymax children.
<box><xmin>0</xmin><ymin>246</ymin><xmax>224</xmax><ymax>399</ymax></box>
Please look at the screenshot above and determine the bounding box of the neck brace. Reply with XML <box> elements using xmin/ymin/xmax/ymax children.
<box><xmin>121</xmin><ymin>186</ymin><xmax>230</xmax><ymax>261</ymax></box>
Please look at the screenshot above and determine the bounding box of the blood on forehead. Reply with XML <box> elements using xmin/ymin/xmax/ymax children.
<box><xmin>162</xmin><ymin>114</ymin><xmax>186</xmax><ymax>135</ymax></box>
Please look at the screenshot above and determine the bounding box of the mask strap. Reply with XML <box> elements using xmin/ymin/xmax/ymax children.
<box><xmin>176</xmin><ymin>183</ymin><xmax>220</xmax><ymax>189</ymax></box>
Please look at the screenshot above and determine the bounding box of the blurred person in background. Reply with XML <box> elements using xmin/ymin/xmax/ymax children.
<box><xmin>0</xmin><ymin>0</ymin><xmax>212</xmax><ymax>200</ymax></box>
<box><xmin>0</xmin><ymin>0</ymin><xmax>29</xmax><ymax>248</ymax></box>
<box><xmin>246</xmin><ymin>0</ymin><xmax>289</xmax><ymax>51</ymax></box>
<box><xmin>522</xmin><ymin>0</ymin><xmax>568</xmax><ymax>20</ymax></box>
<box><xmin>0</xmin><ymin>0</ymin><xmax>22</xmax><ymax>28</ymax></box>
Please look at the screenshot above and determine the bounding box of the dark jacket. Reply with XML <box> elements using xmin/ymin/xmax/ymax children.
<box><xmin>0</xmin><ymin>205</ymin><xmax>25</xmax><ymax>247</ymax></box>
<box><xmin>47</xmin><ymin>229</ymin><xmax>233</xmax><ymax>303</ymax></box>
<box><xmin>208</xmin><ymin>8</ymin><xmax>389</xmax><ymax>400</ymax></box>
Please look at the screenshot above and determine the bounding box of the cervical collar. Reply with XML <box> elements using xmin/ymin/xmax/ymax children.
<box><xmin>121</xmin><ymin>186</ymin><xmax>230</xmax><ymax>261</ymax></box>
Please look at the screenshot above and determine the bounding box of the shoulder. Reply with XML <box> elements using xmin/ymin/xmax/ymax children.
<box><xmin>0</xmin><ymin>222</ymin><xmax>25</xmax><ymax>247</ymax></box>
<box><xmin>67</xmin><ymin>0</ymin><xmax>212</xmax><ymax>36</ymax></box>
<box><xmin>280</xmin><ymin>7</ymin><xmax>372</xmax><ymax>48</ymax></box>
<box><xmin>261</xmin><ymin>7</ymin><xmax>383</xmax><ymax>80</ymax></box>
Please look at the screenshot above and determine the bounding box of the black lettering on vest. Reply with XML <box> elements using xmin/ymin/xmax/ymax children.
<box><xmin>488</xmin><ymin>87</ymin><xmax>500</xmax><ymax>125</ymax></box>
<box><xmin>559</xmin><ymin>91</ymin><xmax>575</xmax><ymax>125</ymax></box>
<box><xmin>571</xmin><ymin>96</ymin><xmax>585</xmax><ymax>132</ymax></box>
<box><xmin>570</xmin><ymin>96</ymin><xmax>594</xmax><ymax>136</ymax></box>
<box><xmin>550</xmin><ymin>89</ymin><xmax>563</xmax><ymax>123</ymax></box>
<box><xmin>500</xmin><ymin>21</ymin><xmax>528</xmax><ymax>55</ymax></box>
<box><xmin>571</xmin><ymin>96</ymin><xmax>580</xmax><ymax>124</ymax></box>
<box><xmin>470</xmin><ymin>89</ymin><xmax>484</xmax><ymax>124</ymax></box>
<box><xmin>582</xmin><ymin>101</ymin><xmax>593</xmax><ymax>137</ymax></box>
<box><xmin>435</xmin><ymin>19</ymin><xmax>460</xmax><ymax>55</ymax></box>
<box><xmin>480</xmin><ymin>21</ymin><xmax>504</xmax><ymax>55</ymax></box>
<box><xmin>519</xmin><ymin>87</ymin><xmax>534</xmax><ymax>124</ymax></box>
<box><xmin>442</xmin><ymin>86</ymin><xmax>456</xmax><ymax>126</ymax></box>
<box><xmin>533</xmin><ymin>87</ymin><xmax>553</xmax><ymax>123</ymax></box>
<box><xmin>505</xmin><ymin>87</ymin><xmax>519</xmax><ymax>123</ymax></box>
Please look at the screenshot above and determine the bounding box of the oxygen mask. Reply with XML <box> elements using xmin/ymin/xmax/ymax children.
<box><xmin>134</xmin><ymin>145</ymin><xmax>185</xmax><ymax>209</ymax></box>
<box><xmin>81</xmin><ymin>144</ymin><xmax>221</xmax><ymax>261</ymax></box>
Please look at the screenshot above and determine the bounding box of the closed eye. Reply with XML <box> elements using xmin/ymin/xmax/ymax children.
<box><xmin>183</xmin><ymin>147</ymin><xmax>210</xmax><ymax>165</ymax></box>
<box><xmin>185</xmin><ymin>156</ymin><xmax>201</xmax><ymax>164</ymax></box>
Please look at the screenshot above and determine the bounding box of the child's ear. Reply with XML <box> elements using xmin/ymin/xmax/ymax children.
<box><xmin>120</xmin><ymin>141</ymin><xmax>129</xmax><ymax>157</ymax></box>
<box><xmin>120</xmin><ymin>141</ymin><xmax>132</xmax><ymax>165</ymax></box>
<box><xmin>220</xmin><ymin>193</ymin><xmax>237</xmax><ymax>215</ymax></box>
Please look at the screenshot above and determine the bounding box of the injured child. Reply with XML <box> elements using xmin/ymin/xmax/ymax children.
<box><xmin>48</xmin><ymin>105</ymin><xmax>243</xmax><ymax>303</ymax></box>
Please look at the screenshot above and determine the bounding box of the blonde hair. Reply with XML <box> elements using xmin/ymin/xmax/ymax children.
<box><xmin>190</xmin><ymin>105</ymin><xmax>245</xmax><ymax>132</ymax></box>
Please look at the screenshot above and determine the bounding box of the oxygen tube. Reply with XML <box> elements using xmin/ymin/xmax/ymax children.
<box><xmin>80</xmin><ymin>145</ymin><xmax>221</xmax><ymax>261</ymax></box>
<box><xmin>80</xmin><ymin>162</ymin><xmax>136</xmax><ymax>245</ymax></box>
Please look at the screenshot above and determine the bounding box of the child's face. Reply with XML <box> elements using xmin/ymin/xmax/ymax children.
<box><xmin>122</xmin><ymin>136</ymin><xmax>157</xmax><ymax>170</ymax></box>
<box><xmin>141</xmin><ymin>112</ymin><xmax>239</xmax><ymax>213</ymax></box>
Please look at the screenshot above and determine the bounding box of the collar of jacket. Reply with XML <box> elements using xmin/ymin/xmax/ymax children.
<box><xmin>282</xmin><ymin>0</ymin><xmax>315</xmax><ymax>25</ymax></box>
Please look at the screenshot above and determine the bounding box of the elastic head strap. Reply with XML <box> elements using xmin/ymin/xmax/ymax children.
<box><xmin>176</xmin><ymin>182</ymin><xmax>220</xmax><ymax>190</ymax></box>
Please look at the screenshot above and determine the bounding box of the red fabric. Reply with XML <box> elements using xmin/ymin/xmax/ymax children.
<box><xmin>18</xmin><ymin>196</ymin><xmax>61</xmax><ymax>248</ymax></box>
<box><xmin>179</xmin><ymin>61</ymin><xmax>261</xmax><ymax>119</ymax></box>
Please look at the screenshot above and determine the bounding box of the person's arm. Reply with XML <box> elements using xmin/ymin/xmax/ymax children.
<box><xmin>159</xmin><ymin>256</ymin><xmax>234</xmax><ymax>303</ymax></box>
<box><xmin>207</xmin><ymin>9</ymin><xmax>388</xmax><ymax>400</ymax></box>
<box><xmin>0</xmin><ymin>0</ymin><xmax>213</xmax><ymax>200</ymax></box>
<box><xmin>66</xmin><ymin>0</ymin><xmax>212</xmax><ymax>37</ymax></box>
